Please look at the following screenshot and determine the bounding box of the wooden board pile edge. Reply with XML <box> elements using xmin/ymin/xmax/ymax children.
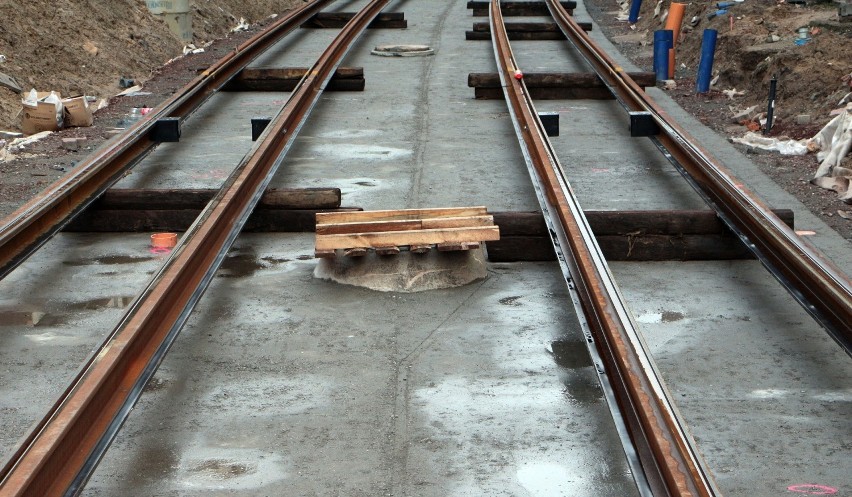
<box><xmin>314</xmin><ymin>207</ymin><xmax>500</xmax><ymax>258</ymax></box>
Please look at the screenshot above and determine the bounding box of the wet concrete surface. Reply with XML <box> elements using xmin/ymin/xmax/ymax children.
<box><xmin>76</xmin><ymin>235</ymin><xmax>639</xmax><ymax>496</ymax></box>
<box><xmin>0</xmin><ymin>0</ymin><xmax>850</xmax><ymax>495</ymax></box>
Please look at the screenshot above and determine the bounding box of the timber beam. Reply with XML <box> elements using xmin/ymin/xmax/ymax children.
<box><xmin>488</xmin><ymin>210</ymin><xmax>796</xmax><ymax>262</ymax></box>
<box><xmin>224</xmin><ymin>67</ymin><xmax>364</xmax><ymax>92</ymax></box>
<box><xmin>62</xmin><ymin>193</ymin><xmax>796</xmax><ymax>262</ymax></box>
<box><xmin>466</xmin><ymin>22</ymin><xmax>591</xmax><ymax>41</ymax></box>
<box><xmin>469</xmin><ymin>71</ymin><xmax>656</xmax><ymax>100</ymax></box>
<box><xmin>301</xmin><ymin>12</ymin><xmax>406</xmax><ymax>29</ymax></box>
<box><xmin>467</xmin><ymin>1</ymin><xmax>576</xmax><ymax>16</ymax></box>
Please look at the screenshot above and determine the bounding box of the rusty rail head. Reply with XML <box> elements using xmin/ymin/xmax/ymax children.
<box><xmin>0</xmin><ymin>2</ymin><xmax>389</xmax><ymax>495</ymax></box>
<box><xmin>0</xmin><ymin>0</ymin><xmax>333</xmax><ymax>282</ymax></box>
<box><xmin>544</xmin><ymin>0</ymin><xmax>852</xmax><ymax>352</ymax></box>
<box><xmin>488</xmin><ymin>1</ymin><xmax>719</xmax><ymax>496</ymax></box>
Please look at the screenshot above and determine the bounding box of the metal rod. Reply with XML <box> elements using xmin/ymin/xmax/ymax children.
<box><xmin>764</xmin><ymin>75</ymin><xmax>777</xmax><ymax>134</ymax></box>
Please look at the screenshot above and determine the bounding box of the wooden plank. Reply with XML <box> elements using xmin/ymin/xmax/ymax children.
<box><xmin>316</xmin><ymin>206</ymin><xmax>488</xmax><ymax>224</ymax></box>
<box><xmin>492</xmin><ymin>210</ymin><xmax>795</xmax><ymax>236</ymax></box>
<box><xmin>468</xmin><ymin>1</ymin><xmax>577</xmax><ymax>16</ymax></box>
<box><xmin>316</xmin><ymin>215</ymin><xmax>494</xmax><ymax>235</ymax></box>
<box><xmin>468</xmin><ymin>72</ymin><xmax>656</xmax><ymax>89</ymax></box>
<box><xmin>63</xmin><ymin>208</ymin><xmax>362</xmax><ymax>233</ymax></box>
<box><xmin>301</xmin><ymin>12</ymin><xmax>406</xmax><ymax>29</ymax></box>
<box><xmin>486</xmin><ymin>237</ymin><xmax>555</xmax><ymax>262</ymax></box>
<box><xmin>376</xmin><ymin>246</ymin><xmax>402</xmax><ymax>256</ymax></box>
<box><xmin>471</xmin><ymin>21</ymin><xmax>589</xmax><ymax>33</ymax></box>
<box><xmin>421</xmin><ymin>216</ymin><xmax>493</xmax><ymax>229</ymax></box>
<box><xmin>315</xmin><ymin>226</ymin><xmax>500</xmax><ymax>251</ymax></box>
<box><xmin>466</xmin><ymin>31</ymin><xmax>567</xmax><ymax>41</ymax></box>
<box><xmin>93</xmin><ymin>188</ymin><xmax>341</xmax><ymax>210</ymax></box>
<box><xmin>474</xmin><ymin>86</ymin><xmax>620</xmax><ymax>100</ymax></box>
<box><xmin>344</xmin><ymin>247</ymin><xmax>368</xmax><ymax>257</ymax></box>
<box><xmin>467</xmin><ymin>0</ymin><xmax>577</xmax><ymax>8</ymax></box>
<box><xmin>437</xmin><ymin>241</ymin><xmax>480</xmax><ymax>251</ymax></box>
<box><xmin>473</xmin><ymin>21</ymin><xmax>558</xmax><ymax>32</ymax></box>
<box><xmin>410</xmin><ymin>244</ymin><xmax>433</xmax><ymax>254</ymax></box>
<box><xmin>224</xmin><ymin>76</ymin><xmax>364</xmax><ymax>92</ymax></box>
<box><xmin>240</xmin><ymin>67</ymin><xmax>363</xmax><ymax>80</ymax></box>
<box><xmin>487</xmin><ymin>234</ymin><xmax>764</xmax><ymax>262</ymax></box>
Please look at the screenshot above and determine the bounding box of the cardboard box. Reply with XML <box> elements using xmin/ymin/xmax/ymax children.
<box><xmin>21</xmin><ymin>91</ymin><xmax>63</xmax><ymax>135</ymax></box>
<box><xmin>62</xmin><ymin>96</ymin><xmax>93</xmax><ymax>127</ymax></box>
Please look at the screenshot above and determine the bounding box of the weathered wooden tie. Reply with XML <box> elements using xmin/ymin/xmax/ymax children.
<box><xmin>468</xmin><ymin>72</ymin><xmax>656</xmax><ymax>100</ymax></box>
<box><xmin>315</xmin><ymin>207</ymin><xmax>500</xmax><ymax>258</ymax></box>
<box><xmin>488</xmin><ymin>210</ymin><xmax>796</xmax><ymax>262</ymax></box>
<box><xmin>301</xmin><ymin>12</ymin><xmax>406</xmax><ymax>29</ymax></box>
<box><xmin>63</xmin><ymin>188</ymin><xmax>351</xmax><ymax>233</ymax></box>
<box><xmin>466</xmin><ymin>21</ymin><xmax>591</xmax><ymax>40</ymax></box>
<box><xmin>224</xmin><ymin>67</ymin><xmax>364</xmax><ymax>92</ymax></box>
<box><xmin>467</xmin><ymin>1</ymin><xmax>576</xmax><ymax>16</ymax></box>
<box><xmin>62</xmin><ymin>192</ymin><xmax>795</xmax><ymax>262</ymax></box>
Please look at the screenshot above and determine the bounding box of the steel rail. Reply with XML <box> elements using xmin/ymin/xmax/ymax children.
<box><xmin>0</xmin><ymin>1</ymin><xmax>387</xmax><ymax>495</ymax></box>
<box><xmin>489</xmin><ymin>2</ymin><xmax>719</xmax><ymax>496</ymax></box>
<box><xmin>545</xmin><ymin>0</ymin><xmax>852</xmax><ymax>352</ymax></box>
<box><xmin>0</xmin><ymin>0</ymin><xmax>333</xmax><ymax>281</ymax></box>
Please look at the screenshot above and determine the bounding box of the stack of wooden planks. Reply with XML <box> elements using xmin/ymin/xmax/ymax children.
<box><xmin>315</xmin><ymin>207</ymin><xmax>500</xmax><ymax>258</ymax></box>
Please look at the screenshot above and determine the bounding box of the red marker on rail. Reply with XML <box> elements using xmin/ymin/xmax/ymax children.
<box><xmin>514</xmin><ymin>70</ymin><xmax>523</xmax><ymax>80</ymax></box>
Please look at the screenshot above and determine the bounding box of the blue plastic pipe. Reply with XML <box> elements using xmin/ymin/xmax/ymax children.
<box><xmin>653</xmin><ymin>30</ymin><xmax>673</xmax><ymax>81</ymax></box>
<box><xmin>628</xmin><ymin>0</ymin><xmax>642</xmax><ymax>23</ymax></box>
<box><xmin>696</xmin><ymin>29</ymin><xmax>718</xmax><ymax>93</ymax></box>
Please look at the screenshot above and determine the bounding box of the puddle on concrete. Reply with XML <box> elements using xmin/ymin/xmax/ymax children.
<box><xmin>318</xmin><ymin>129</ymin><xmax>382</xmax><ymax>139</ymax></box>
<box><xmin>261</xmin><ymin>256</ymin><xmax>290</xmax><ymax>264</ymax></box>
<box><xmin>0</xmin><ymin>310</ymin><xmax>47</xmax><ymax>326</ymax></box>
<box><xmin>0</xmin><ymin>296</ymin><xmax>134</xmax><ymax>328</ymax></box>
<box><xmin>63</xmin><ymin>255</ymin><xmax>154</xmax><ymax>266</ymax></box>
<box><xmin>24</xmin><ymin>331</ymin><xmax>82</xmax><ymax>344</ymax></box>
<box><xmin>67</xmin><ymin>296</ymin><xmax>134</xmax><ymax>311</ymax></box>
<box><xmin>636</xmin><ymin>310</ymin><xmax>685</xmax><ymax>324</ymax></box>
<box><xmin>191</xmin><ymin>459</ymin><xmax>256</xmax><ymax>479</ymax></box>
<box><xmin>499</xmin><ymin>296</ymin><xmax>523</xmax><ymax>306</ymax></box>
<box><xmin>218</xmin><ymin>252</ymin><xmax>289</xmax><ymax>278</ymax></box>
<box><xmin>178</xmin><ymin>447</ymin><xmax>287</xmax><ymax>490</ymax></box>
<box><xmin>548</xmin><ymin>341</ymin><xmax>601</xmax><ymax>405</ymax></box>
<box><xmin>144</xmin><ymin>376</ymin><xmax>171</xmax><ymax>393</ymax></box>
<box><xmin>314</xmin><ymin>143</ymin><xmax>412</xmax><ymax>161</ymax></box>
<box><xmin>548</xmin><ymin>341</ymin><xmax>593</xmax><ymax>369</ymax></box>
<box><xmin>559</xmin><ymin>372</ymin><xmax>604</xmax><ymax>405</ymax></box>
<box><xmin>123</xmin><ymin>446</ymin><xmax>180</xmax><ymax>488</ymax></box>
<box><xmin>516</xmin><ymin>462</ymin><xmax>577</xmax><ymax>495</ymax></box>
<box><xmin>354</xmin><ymin>181</ymin><xmax>376</xmax><ymax>186</ymax></box>
<box><xmin>0</xmin><ymin>311</ymin><xmax>72</xmax><ymax>328</ymax></box>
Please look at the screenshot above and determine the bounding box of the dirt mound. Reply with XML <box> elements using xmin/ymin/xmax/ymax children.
<box><xmin>0</xmin><ymin>0</ymin><xmax>300</xmax><ymax>131</ymax></box>
<box><xmin>607</xmin><ymin>0</ymin><xmax>851</xmax><ymax>132</ymax></box>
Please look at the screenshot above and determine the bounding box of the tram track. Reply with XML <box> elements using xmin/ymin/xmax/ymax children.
<box><xmin>0</xmin><ymin>1</ymin><xmax>849</xmax><ymax>496</ymax></box>
<box><xmin>0</xmin><ymin>1</ymin><xmax>386</xmax><ymax>495</ymax></box>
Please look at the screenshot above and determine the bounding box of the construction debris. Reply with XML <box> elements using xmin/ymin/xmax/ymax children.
<box><xmin>731</xmin><ymin>131</ymin><xmax>808</xmax><ymax>155</ymax></box>
<box><xmin>810</xmin><ymin>104</ymin><xmax>852</xmax><ymax>202</ymax></box>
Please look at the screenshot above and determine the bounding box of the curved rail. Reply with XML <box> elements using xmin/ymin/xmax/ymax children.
<box><xmin>489</xmin><ymin>2</ymin><xmax>719</xmax><ymax>496</ymax></box>
<box><xmin>0</xmin><ymin>1</ymin><xmax>387</xmax><ymax>495</ymax></box>
<box><xmin>0</xmin><ymin>0</ymin><xmax>332</xmax><ymax>281</ymax></box>
<box><xmin>544</xmin><ymin>0</ymin><xmax>852</xmax><ymax>352</ymax></box>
